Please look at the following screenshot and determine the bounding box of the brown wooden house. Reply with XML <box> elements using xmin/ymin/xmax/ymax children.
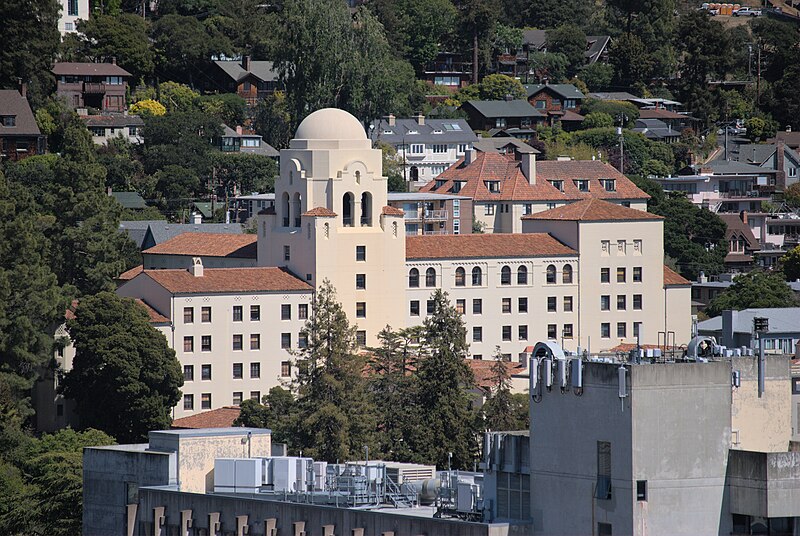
<box><xmin>52</xmin><ymin>61</ymin><xmax>132</xmax><ymax>112</ymax></box>
<box><xmin>0</xmin><ymin>87</ymin><xmax>46</xmax><ymax>162</ymax></box>
<box><xmin>210</xmin><ymin>57</ymin><xmax>280</xmax><ymax>106</ymax></box>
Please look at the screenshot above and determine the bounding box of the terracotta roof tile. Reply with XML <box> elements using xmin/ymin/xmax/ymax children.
<box><xmin>421</xmin><ymin>153</ymin><xmax>649</xmax><ymax>202</ymax></box>
<box><xmin>134</xmin><ymin>299</ymin><xmax>170</xmax><ymax>323</ymax></box>
<box><xmin>143</xmin><ymin>233</ymin><xmax>257</xmax><ymax>258</ymax></box>
<box><xmin>522</xmin><ymin>198</ymin><xmax>663</xmax><ymax>221</ymax></box>
<box><xmin>382</xmin><ymin>205</ymin><xmax>404</xmax><ymax>216</ymax></box>
<box><xmin>171</xmin><ymin>406</ymin><xmax>242</xmax><ymax>429</ymax></box>
<box><xmin>303</xmin><ymin>207</ymin><xmax>337</xmax><ymax>217</ymax></box>
<box><xmin>143</xmin><ymin>267</ymin><xmax>313</xmax><ymax>294</ymax></box>
<box><xmin>406</xmin><ymin>233</ymin><xmax>575</xmax><ymax>260</ymax></box>
<box><xmin>468</xmin><ymin>359</ymin><xmax>527</xmax><ymax>390</ymax></box>
<box><xmin>663</xmin><ymin>265</ymin><xmax>691</xmax><ymax>286</ymax></box>
<box><xmin>638</xmin><ymin>108</ymin><xmax>688</xmax><ymax>120</ymax></box>
<box><xmin>118</xmin><ymin>264</ymin><xmax>143</xmax><ymax>281</ymax></box>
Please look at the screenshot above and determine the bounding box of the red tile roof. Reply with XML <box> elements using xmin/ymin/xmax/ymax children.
<box><xmin>638</xmin><ymin>108</ymin><xmax>688</xmax><ymax>121</ymax></box>
<box><xmin>468</xmin><ymin>359</ymin><xmax>527</xmax><ymax>391</ymax></box>
<box><xmin>143</xmin><ymin>267</ymin><xmax>313</xmax><ymax>294</ymax></box>
<box><xmin>134</xmin><ymin>299</ymin><xmax>170</xmax><ymax>323</ymax></box>
<box><xmin>663</xmin><ymin>265</ymin><xmax>691</xmax><ymax>286</ymax></box>
<box><xmin>118</xmin><ymin>264</ymin><xmax>143</xmax><ymax>281</ymax></box>
<box><xmin>303</xmin><ymin>207</ymin><xmax>337</xmax><ymax>217</ymax></box>
<box><xmin>171</xmin><ymin>406</ymin><xmax>242</xmax><ymax>429</ymax></box>
<box><xmin>522</xmin><ymin>198</ymin><xmax>662</xmax><ymax>222</ymax></box>
<box><xmin>421</xmin><ymin>152</ymin><xmax>649</xmax><ymax>202</ymax></box>
<box><xmin>406</xmin><ymin>233</ymin><xmax>575</xmax><ymax>260</ymax></box>
<box><xmin>143</xmin><ymin>233</ymin><xmax>257</xmax><ymax>258</ymax></box>
<box><xmin>382</xmin><ymin>205</ymin><xmax>405</xmax><ymax>216</ymax></box>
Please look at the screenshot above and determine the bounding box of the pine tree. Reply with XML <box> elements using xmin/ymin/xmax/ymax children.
<box><xmin>292</xmin><ymin>280</ymin><xmax>377</xmax><ymax>462</ymax></box>
<box><xmin>411</xmin><ymin>289</ymin><xmax>478</xmax><ymax>469</ymax></box>
<box><xmin>482</xmin><ymin>347</ymin><xmax>518</xmax><ymax>431</ymax></box>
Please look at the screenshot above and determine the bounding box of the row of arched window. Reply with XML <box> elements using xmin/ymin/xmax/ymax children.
<box><xmin>408</xmin><ymin>264</ymin><xmax>574</xmax><ymax>288</ymax></box>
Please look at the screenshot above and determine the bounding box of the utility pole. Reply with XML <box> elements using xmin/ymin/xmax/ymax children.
<box><xmin>472</xmin><ymin>31</ymin><xmax>479</xmax><ymax>85</ymax></box>
<box><xmin>756</xmin><ymin>39</ymin><xmax>762</xmax><ymax>107</ymax></box>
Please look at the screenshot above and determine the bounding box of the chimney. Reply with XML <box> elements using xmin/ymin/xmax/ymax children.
<box><xmin>189</xmin><ymin>257</ymin><xmax>204</xmax><ymax>277</ymax></box>
<box><xmin>464</xmin><ymin>149</ymin><xmax>477</xmax><ymax>165</ymax></box>
<box><xmin>740</xmin><ymin>210</ymin><xmax>748</xmax><ymax>225</ymax></box>
<box><xmin>191</xmin><ymin>211</ymin><xmax>202</xmax><ymax>224</ymax></box>
<box><xmin>504</xmin><ymin>93</ymin><xmax>514</xmax><ymax>101</ymax></box>
<box><xmin>520</xmin><ymin>151</ymin><xmax>536</xmax><ymax>185</ymax></box>
<box><xmin>17</xmin><ymin>80</ymin><xmax>26</xmax><ymax>98</ymax></box>
<box><xmin>242</xmin><ymin>55</ymin><xmax>251</xmax><ymax>71</ymax></box>
<box><xmin>776</xmin><ymin>138</ymin><xmax>787</xmax><ymax>191</ymax></box>
<box><xmin>236</xmin><ymin>125</ymin><xmax>243</xmax><ymax>135</ymax></box>
<box><xmin>111</xmin><ymin>56</ymin><xmax>117</xmax><ymax>65</ymax></box>
<box><xmin>787</xmin><ymin>126</ymin><xmax>792</xmax><ymax>133</ymax></box>
<box><xmin>698</xmin><ymin>271</ymin><xmax>707</xmax><ymax>284</ymax></box>
<box><xmin>387</xmin><ymin>114</ymin><xmax>395</xmax><ymax>127</ymax></box>
<box><xmin>415</xmin><ymin>113</ymin><xmax>425</xmax><ymax>126</ymax></box>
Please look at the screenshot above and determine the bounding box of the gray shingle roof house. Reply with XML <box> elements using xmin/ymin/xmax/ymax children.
<box><xmin>0</xmin><ymin>88</ymin><xmax>46</xmax><ymax>162</ymax></box>
<box><xmin>119</xmin><ymin>220</ymin><xmax>245</xmax><ymax>250</ymax></box>
<box><xmin>524</xmin><ymin>84</ymin><xmax>585</xmax><ymax>101</ymax></box>
<box><xmin>211</xmin><ymin>57</ymin><xmax>280</xmax><ymax>106</ymax></box>
<box><xmin>460</xmin><ymin>100</ymin><xmax>545</xmax><ymax>133</ymax></box>
<box><xmin>112</xmin><ymin>191</ymin><xmax>147</xmax><ymax>210</ymax></box>
<box><xmin>368</xmin><ymin>116</ymin><xmax>477</xmax><ymax>145</ymax></box>
<box><xmin>633</xmin><ymin>119</ymin><xmax>681</xmax><ymax>142</ymax></box>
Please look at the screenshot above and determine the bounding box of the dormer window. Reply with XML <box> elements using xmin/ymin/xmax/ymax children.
<box><xmin>485</xmin><ymin>181</ymin><xmax>500</xmax><ymax>193</ymax></box>
<box><xmin>549</xmin><ymin>180</ymin><xmax>564</xmax><ymax>192</ymax></box>
<box><xmin>452</xmin><ymin>181</ymin><xmax>463</xmax><ymax>193</ymax></box>
<box><xmin>435</xmin><ymin>180</ymin><xmax>446</xmax><ymax>189</ymax></box>
<box><xmin>1</xmin><ymin>116</ymin><xmax>16</xmax><ymax>127</ymax></box>
<box><xmin>432</xmin><ymin>129</ymin><xmax>443</xmax><ymax>134</ymax></box>
<box><xmin>382</xmin><ymin>130</ymin><xmax>394</xmax><ymax>135</ymax></box>
<box><xmin>601</xmin><ymin>179</ymin><xmax>616</xmax><ymax>192</ymax></box>
<box><xmin>574</xmin><ymin>179</ymin><xmax>590</xmax><ymax>192</ymax></box>
<box><xmin>407</xmin><ymin>129</ymin><xmax>419</xmax><ymax>135</ymax></box>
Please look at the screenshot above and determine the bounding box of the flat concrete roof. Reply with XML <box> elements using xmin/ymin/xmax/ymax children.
<box><xmin>149</xmin><ymin>427</ymin><xmax>271</xmax><ymax>439</ymax></box>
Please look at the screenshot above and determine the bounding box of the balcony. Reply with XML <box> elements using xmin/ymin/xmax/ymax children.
<box><xmin>404</xmin><ymin>209</ymin><xmax>448</xmax><ymax>221</ymax></box>
<box><xmin>83</xmin><ymin>82</ymin><xmax>107</xmax><ymax>94</ymax></box>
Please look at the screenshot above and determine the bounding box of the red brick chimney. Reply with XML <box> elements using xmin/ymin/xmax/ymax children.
<box><xmin>242</xmin><ymin>55</ymin><xmax>251</xmax><ymax>71</ymax></box>
<box><xmin>740</xmin><ymin>210</ymin><xmax>748</xmax><ymax>225</ymax></box>
<box><xmin>17</xmin><ymin>80</ymin><xmax>26</xmax><ymax>98</ymax></box>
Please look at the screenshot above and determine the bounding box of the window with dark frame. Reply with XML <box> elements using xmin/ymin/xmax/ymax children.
<box><xmin>250</xmin><ymin>333</ymin><xmax>260</xmax><ymax>350</ymax></box>
<box><xmin>502</xmin><ymin>297</ymin><xmax>512</xmax><ymax>313</ymax></box>
<box><xmin>502</xmin><ymin>325</ymin><xmax>511</xmax><ymax>341</ymax></box>
<box><xmin>601</xmin><ymin>267</ymin><xmax>610</xmax><ymax>283</ymax></box>
<box><xmin>298</xmin><ymin>303</ymin><xmax>308</xmax><ymax>320</ymax></box>
<box><xmin>184</xmin><ymin>336</ymin><xmax>194</xmax><ymax>352</ymax></box>
<box><xmin>547</xmin><ymin>324</ymin><xmax>557</xmax><ymax>339</ymax></box>
<box><xmin>183</xmin><ymin>365</ymin><xmax>194</xmax><ymax>381</ymax></box>
<box><xmin>233</xmin><ymin>334</ymin><xmax>243</xmax><ymax>351</ymax></box>
<box><xmin>251</xmin><ymin>305</ymin><xmax>260</xmax><ymax>321</ymax></box>
<box><xmin>201</xmin><ymin>393</ymin><xmax>211</xmax><ymax>410</ymax></box>
<box><xmin>201</xmin><ymin>336</ymin><xmax>211</xmax><ymax>352</ymax></box>
<box><xmin>596</xmin><ymin>441</ymin><xmax>612</xmax><ymax>500</ymax></box>
<box><xmin>281</xmin><ymin>333</ymin><xmax>291</xmax><ymax>349</ymax></box>
<box><xmin>201</xmin><ymin>306</ymin><xmax>211</xmax><ymax>323</ymax></box>
<box><xmin>356</xmin><ymin>245</ymin><xmax>366</xmax><ymax>261</ymax></box>
<box><xmin>232</xmin><ymin>363</ymin><xmax>243</xmax><ymax>379</ymax></box>
<box><xmin>547</xmin><ymin>296</ymin><xmax>557</xmax><ymax>312</ymax></box>
<box><xmin>233</xmin><ymin>305</ymin><xmax>242</xmax><ymax>321</ymax></box>
<box><xmin>201</xmin><ymin>364</ymin><xmax>211</xmax><ymax>381</ymax></box>
<box><xmin>184</xmin><ymin>307</ymin><xmax>194</xmax><ymax>323</ymax></box>
<box><xmin>281</xmin><ymin>304</ymin><xmax>291</xmax><ymax>320</ymax></box>
<box><xmin>473</xmin><ymin>298</ymin><xmax>482</xmax><ymax>314</ymax></box>
<box><xmin>410</xmin><ymin>300</ymin><xmax>420</xmax><ymax>316</ymax></box>
<box><xmin>356</xmin><ymin>273</ymin><xmax>366</xmax><ymax>289</ymax></box>
<box><xmin>250</xmin><ymin>362</ymin><xmax>260</xmax><ymax>378</ymax></box>
<box><xmin>519</xmin><ymin>297</ymin><xmax>528</xmax><ymax>313</ymax></box>
<box><xmin>473</xmin><ymin>326</ymin><xmax>482</xmax><ymax>342</ymax></box>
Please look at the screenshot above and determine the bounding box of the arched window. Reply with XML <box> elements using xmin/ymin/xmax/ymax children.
<box><xmin>293</xmin><ymin>192</ymin><xmax>302</xmax><ymax>227</ymax></box>
<box><xmin>562</xmin><ymin>264</ymin><xmax>573</xmax><ymax>284</ymax></box>
<box><xmin>409</xmin><ymin>268</ymin><xmax>419</xmax><ymax>288</ymax></box>
<box><xmin>342</xmin><ymin>192</ymin><xmax>354</xmax><ymax>227</ymax></box>
<box><xmin>361</xmin><ymin>192</ymin><xmax>372</xmax><ymax>226</ymax></box>
<box><xmin>324</xmin><ymin>222</ymin><xmax>330</xmax><ymax>239</ymax></box>
<box><xmin>455</xmin><ymin>267</ymin><xmax>466</xmax><ymax>287</ymax></box>
<box><xmin>546</xmin><ymin>264</ymin><xmax>556</xmax><ymax>284</ymax></box>
<box><xmin>500</xmin><ymin>265</ymin><xmax>511</xmax><ymax>285</ymax></box>
<box><xmin>425</xmin><ymin>267</ymin><xmax>436</xmax><ymax>287</ymax></box>
<box><xmin>517</xmin><ymin>265</ymin><xmax>528</xmax><ymax>285</ymax></box>
<box><xmin>472</xmin><ymin>266</ymin><xmax>483</xmax><ymax>286</ymax></box>
<box><xmin>282</xmin><ymin>192</ymin><xmax>290</xmax><ymax>227</ymax></box>
<box><xmin>392</xmin><ymin>221</ymin><xmax>398</xmax><ymax>237</ymax></box>
<box><xmin>355</xmin><ymin>170</ymin><xmax>361</xmax><ymax>184</ymax></box>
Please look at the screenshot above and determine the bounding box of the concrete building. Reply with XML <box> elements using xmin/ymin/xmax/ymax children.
<box><xmin>698</xmin><ymin>308</ymin><xmax>800</xmax><ymax>355</ymax></box>
<box><xmin>387</xmin><ymin>191</ymin><xmax>472</xmax><ymax>236</ymax></box>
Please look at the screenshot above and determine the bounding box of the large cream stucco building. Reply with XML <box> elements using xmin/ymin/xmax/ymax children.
<box><xmin>38</xmin><ymin>108</ymin><xmax>692</xmax><ymax>424</ymax></box>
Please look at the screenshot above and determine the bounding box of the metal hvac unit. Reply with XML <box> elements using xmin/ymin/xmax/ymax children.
<box><xmin>213</xmin><ymin>458</ymin><xmax>262</xmax><ymax>494</ymax></box>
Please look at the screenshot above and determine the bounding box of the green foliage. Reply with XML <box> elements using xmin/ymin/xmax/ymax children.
<box><xmin>609</xmin><ymin>33</ymin><xmax>652</xmax><ymax>90</ymax></box>
<box><xmin>780</xmin><ymin>246</ymin><xmax>800</xmax><ymax>283</ymax></box>
<box><xmin>546</xmin><ymin>24</ymin><xmax>587</xmax><ymax>77</ymax></box>
<box><xmin>234</xmin><ymin>387</ymin><xmax>297</xmax><ymax>447</ymax></box>
<box><xmin>482</xmin><ymin>348</ymin><xmax>519</xmax><ymax>431</ymax></box>
<box><xmin>198</xmin><ymin>93</ymin><xmax>247</xmax><ymax>126</ymax></box>
<box><xmin>450</xmin><ymin>74</ymin><xmax>525</xmax><ymax>107</ymax></box>
<box><xmin>706</xmin><ymin>271</ymin><xmax>797</xmax><ymax>317</ymax></box>
<box><xmin>253</xmin><ymin>91</ymin><xmax>293</xmax><ymax>150</ymax></box>
<box><xmin>580</xmin><ymin>99</ymin><xmax>639</xmax><ymax>127</ymax></box>
<box><xmin>142</xmin><ymin>109</ymin><xmax>223</xmax><ymax>176</ymax></box>
<box><xmin>577</xmin><ymin>63</ymin><xmax>614</xmax><ymax>91</ymax></box>
<box><xmin>570</xmin><ymin>128</ymin><xmax>654</xmax><ymax>175</ymax></box>
<box><xmin>493</xmin><ymin>23</ymin><xmax>523</xmax><ymax>53</ymax></box>
<box><xmin>582</xmin><ymin>112</ymin><xmax>613</xmax><ymax>129</ymax></box>
<box><xmin>377</xmin><ymin>142</ymin><xmax>406</xmax><ymax>192</ymax></box>
<box><xmin>211</xmin><ymin>152</ymin><xmax>278</xmax><ymax>195</ymax></box>
<box><xmin>77</xmin><ymin>14</ymin><xmax>154</xmax><ymax>82</ymax></box>
<box><xmin>784</xmin><ymin>183</ymin><xmax>800</xmax><ymax>208</ymax></box>
<box><xmin>527</xmin><ymin>51</ymin><xmax>569</xmax><ymax>84</ymax></box>
<box><xmin>513</xmin><ymin>0</ymin><xmax>595</xmax><ymax>31</ymax></box>
<box><xmin>62</xmin><ymin>292</ymin><xmax>183</xmax><ymax>442</ymax></box>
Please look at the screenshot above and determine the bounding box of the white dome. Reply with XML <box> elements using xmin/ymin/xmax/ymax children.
<box><xmin>294</xmin><ymin>108</ymin><xmax>366</xmax><ymax>141</ymax></box>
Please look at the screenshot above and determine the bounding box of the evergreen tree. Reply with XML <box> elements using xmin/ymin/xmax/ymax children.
<box><xmin>482</xmin><ymin>347</ymin><xmax>517</xmax><ymax>431</ymax></box>
<box><xmin>61</xmin><ymin>292</ymin><xmax>183</xmax><ymax>442</ymax></box>
<box><xmin>412</xmin><ymin>289</ymin><xmax>478</xmax><ymax>469</ymax></box>
<box><xmin>234</xmin><ymin>387</ymin><xmax>297</xmax><ymax>448</ymax></box>
<box><xmin>77</xmin><ymin>14</ymin><xmax>155</xmax><ymax>82</ymax></box>
<box><xmin>292</xmin><ymin>280</ymin><xmax>378</xmax><ymax>462</ymax></box>
<box><xmin>706</xmin><ymin>271</ymin><xmax>797</xmax><ymax>317</ymax></box>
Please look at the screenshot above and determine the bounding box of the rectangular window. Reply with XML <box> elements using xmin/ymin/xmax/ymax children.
<box><xmin>563</xmin><ymin>296</ymin><xmax>573</xmax><ymax>312</ymax></box>
<box><xmin>601</xmin><ymin>268</ymin><xmax>610</xmax><ymax>283</ymax></box>
<box><xmin>426</xmin><ymin>300</ymin><xmax>435</xmax><ymax>315</ymax></box>
<box><xmin>547</xmin><ymin>297</ymin><xmax>557</xmax><ymax>312</ymax></box>
<box><xmin>502</xmin><ymin>325</ymin><xmax>512</xmax><ymax>341</ymax></box>
<box><xmin>233</xmin><ymin>363</ymin><xmax>243</xmax><ymax>379</ymax></box>
<box><xmin>356</xmin><ymin>330</ymin><xmax>366</xmax><ymax>346</ymax></box>
<box><xmin>356</xmin><ymin>274</ymin><xmax>366</xmax><ymax>289</ymax></box>
<box><xmin>601</xmin><ymin>323</ymin><xmax>610</xmax><ymax>338</ymax></box>
<box><xmin>601</xmin><ymin>295</ymin><xmax>610</xmax><ymax>311</ymax></box>
<box><xmin>201</xmin><ymin>306</ymin><xmax>211</xmax><ymax>323</ymax></box>
<box><xmin>281</xmin><ymin>333</ymin><xmax>291</xmax><ymax>349</ymax></box>
<box><xmin>183</xmin><ymin>336</ymin><xmax>194</xmax><ymax>352</ymax></box>
<box><xmin>233</xmin><ymin>334</ymin><xmax>243</xmax><ymax>351</ymax></box>
<box><xmin>636</xmin><ymin>480</ymin><xmax>647</xmax><ymax>502</ymax></box>
<box><xmin>281</xmin><ymin>304</ymin><xmax>292</xmax><ymax>320</ymax></box>
<box><xmin>598</xmin><ymin>523</ymin><xmax>612</xmax><ymax>536</ymax></box>
<box><xmin>410</xmin><ymin>300</ymin><xmax>420</xmax><ymax>316</ymax></box>
<box><xmin>283</xmin><ymin>245</ymin><xmax>291</xmax><ymax>261</ymax></box>
<box><xmin>233</xmin><ymin>305</ymin><xmax>242</xmax><ymax>322</ymax></box>
<box><xmin>233</xmin><ymin>392</ymin><xmax>243</xmax><ymax>406</ymax></box>
<box><xmin>633</xmin><ymin>294</ymin><xmax>642</xmax><ymax>310</ymax></box>
<box><xmin>617</xmin><ymin>267</ymin><xmax>626</xmax><ymax>283</ymax></box>
<box><xmin>184</xmin><ymin>307</ymin><xmax>194</xmax><ymax>323</ymax></box>
<box><xmin>298</xmin><ymin>332</ymin><xmax>308</xmax><ymax>348</ymax></box>
<box><xmin>410</xmin><ymin>144</ymin><xmax>424</xmax><ymax>154</ymax></box>
<box><xmin>251</xmin><ymin>305</ymin><xmax>260</xmax><ymax>321</ymax></box>
<box><xmin>68</xmin><ymin>0</ymin><xmax>79</xmax><ymax>16</ymax></box>
<box><xmin>201</xmin><ymin>336</ymin><xmax>211</xmax><ymax>352</ymax></box>
<box><xmin>201</xmin><ymin>364</ymin><xmax>211</xmax><ymax>381</ymax></box>
<box><xmin>473</xmin><ymin>354</ymin><xmax>483</xmax><ymax>360</ymax></box>
<box><xmin>473</xmin><ymin>327</ymin><xmax>483</xmax><ymax>342</ymax></box>
<box><xmin>485</xmin><ymin>204</ymin><xmax>495</xmax><ymax>215</ymax></box>
<box><xmin>456</xmin><ymin>299</ymin><xmax>465</xmax><ymax>315</ymax></box>
<box><xmin>298</xmin><ymin>303</ymin><xmax>308</xmax><ymax>320</ymax></box>
<box><xmin>250</xmin><ymin>362</ymin><xmax>260</xmax><ymax>378</ymax></box>
<box><xmin>453</xmin><ymin>220</ymin><xmax>460</xmax><ymax>234</ymax></box>
<box><xmin>432</xmin><ymin>144</ymin><xmax>447</xmax><ymax>153</ymax></box>
<box><xmin>596</xmin><ymin>441</ymin><xmax>612</xmax><ymax>500</ymax></box>
<box><xmin>184</xmin><ymin>394</ymin><xmax>194</xmax><ymax>410</ymax></box>
<box><xmin>356</xmin><ymin>302</ymin><xmax>367</xmax><ymax>318</ymax></box>
<box><xmin>617</xmin><ymin>322</ymin><xmax>627</xmax><ymax>338</ymax></box>
<box><xmin>356</xmin><ymin>245</ymin><xmax>366</xmax><ymax>261</ymax></box>
<box><xmin>518</xmin><ymin>297</ymin><xmax>528</xmax><ymax>313</ymax></box>
<box><xmin>183</xmin><ymin>365</ymin><xmax>194</xmax><ymax>381</ymax></box>
<box><xmin>502</xmin><ymin>297</ymin><xmax>512</xmax><ymax>314</ymax></box>
<box><xmin>453</xmin><ymin>199</ymin><xmax>460</xmax><ymax>217</ymax></box>
<box><xmin>563</xmin><ymin>324</ymin><xmax>573</xmax><ymax>338</ymax></box>
<box><xmin>617</xmin><ymin>295</ymin><xmax>626</xmax><ymax>310</ymax></box>
<box><xmin>574</xmin><ymin>179</ymin><xmax>590</xmax><ymax>192</ymax></box>
<box><xmin>281</xmin><ymin>361</ymin><xmax>291</xmax><ymax>377</ymax></box>
<box><xmin>473</xmin><ymin>298</ymin><xmax>482</xmax><ymax>315</ymax></box>
<box><xmin>201</xmin><ymin>393</ymin><xmax>211</xmax><ymax>410</ymax></box>
<box><xmin>633</xmin><ymin>267</ymin><xmax>642</xmax><ymax>282</ymax></box>
<box><xmin>633</xmin><ymin>322</ymin><xmax>642</xmax><ymax>338</ymax></box>
<box><xmin>250</xmin><ymin>333</ymin><xmax>261</xmax><ymax>350</ymax></box>
<box><xmin>519</xmin><ymin>325</ymin><xmax>528</xmax><ymax>340</ymax></box>
<box><xmin>547</xmin><ymin>324</ymin><xmax>557</xmax><ymax>339</ymax></box>
<box><xmin>250</xmin><ymin>391</ymin><xmax>261</xmax><ymax>401</ymax></box>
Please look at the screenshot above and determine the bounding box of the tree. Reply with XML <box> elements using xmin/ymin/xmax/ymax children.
<box><xmin>582</xmin><ymin>112</ymin><xmax>613</xmax><ymax>129</ymax></box>
<box><xmin>580</xmin><ymin>99</ymin><xmax>639</xmax><ymax>127</ymax></box>
<box><xmin>706</xmin><ymin>271</ymin><xmax>797</xmax><ymax>317</ymax></box>
<box><xmin>377</xmin><ymin>142</ymin><xmax>406</xmax><ymax>192</ymax></box>
<box><xmin>198</xmin><ymin>93</ymin><xmax>247</xmax><ymax>126</ymax></box>
<box><xmin>77</xmin><ymin>14</ymin><xmax>154</xmax><ymax>82</ymax></box>
<box><xmin>411</xmin><ymin>290</ymin><xmax>477</xmax><ymax>469</ymax></box>
<box><xmin>0</xmin><ymin>0</ymin><xmax>60</xmax><ymax>104</ymax></box>
<box><xmin>291</xmin><ymin>280</ymin><xmax>378</xmax><ymax>462</ymax></box>
<box><xmin>546</xmin><ymin>24</ymin><xmax>587</xmax><ymax>77</ymax></box>
<box><xmin>784</xmin><ymin>183</ymin><xmax>800</xmax><ymax>208</ymax></box>
<box><xmin>781</xmin><ymin>246</ymin><xmax>800</xmax><ymax>282</ymax></box>
<box><xmin>142</xmin><ymin>109</ymin><xmax>222</xmax><ymax>177</ymax></box>
<box><xmin>130</xmin><ymin>99</ymin><xmax>166</xmax><ymax>117</ymax></box>
<box><xmin>527</xmin><ymin>51</ymin><xmax>569</xmax><ymax>85</ymax></box>
<box><xmin>212</xmin><ymin>152</ymin><xmax>278</xmax><ymax>197</ymax></box>
<box><xmin>253</xmin><ymin>91</ymin><xmax>293</xmax><ymax>150</ymax></box>
<box><xmin>609</xmin><ymin>33</ymin><xmax>652</xmax><ymax>90</ymax></box>
<box><xmin>482</xmin><ymin>348</ymin><xmax>518</xmax><ymax>431</ymax></box>
<box><xmin>518</xmin><ymin>0</ymin><xmax>595</xmax><ymax>31</ymax></box>
<box><xmin>61</xmin><ymin>292</ymin><xmax>183</xmax><ymax>442</ymax></box>
<box><xmin>234</xmin><ymin>387</ymin><xmax>297</xmax><ymax>447</ymax></box>
<box><xmin>577</xmin><ymin>63</ymin><xmax>614</xmax><ymax>91</ymax></box>
<box><xmin>454</xmin><ymin>0</ymin><xmax>497</xmax><ymax>83</ymax></box>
